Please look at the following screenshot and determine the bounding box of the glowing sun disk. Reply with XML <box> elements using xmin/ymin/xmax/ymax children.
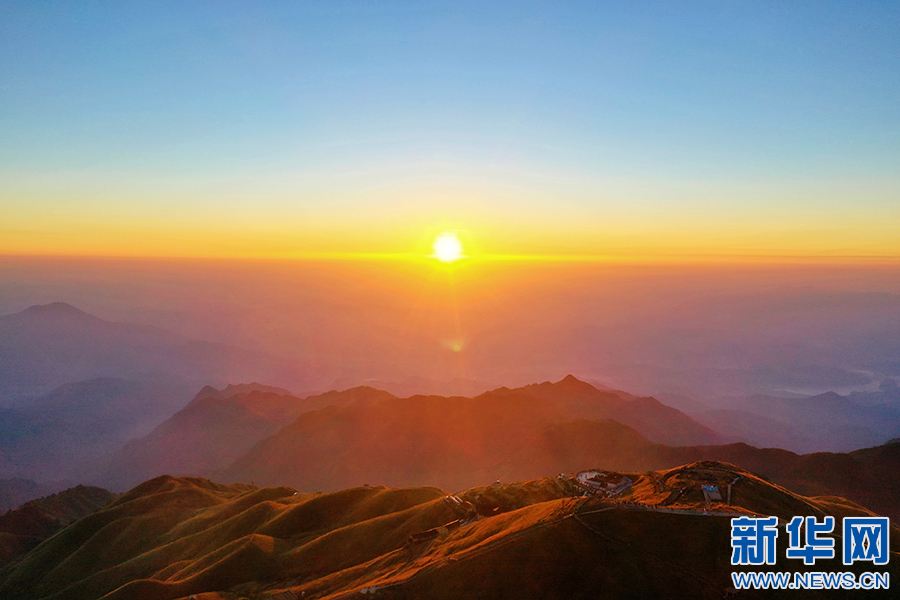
<box><xmin>433</xmin><ymin>232</ymin><xmax>464</xmax><ymax>262</ymax></box>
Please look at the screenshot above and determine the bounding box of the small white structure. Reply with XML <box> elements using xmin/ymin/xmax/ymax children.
<box><xmin>574</xmin><ymin>470</ymin><xmax>633</xmax><ymax>497</ymax></box>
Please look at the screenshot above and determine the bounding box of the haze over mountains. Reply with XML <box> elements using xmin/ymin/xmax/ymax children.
<box><xmin>68</xmin><ymin>376</ymin><xmax>896</xmax><ymax>523</ymax></box>
<box><xmin>0</xmin><ymin>377</ymin><xmax>194</xmax><ymax>481</ymax></box>
<box><xmin>0</xmin><ymin>302</ymin><xmax>301</xmax><ymax>404</ymax></box>
<box><xmin>688</xmin><ymin>387</ymin><xmax>900</xmax><ymax>454</ymax></box>
<box><xmin>94</xmin><ymin>385</ymin><xmax>396</xmax><ymax>491</ymax></box>
<box><xmin>0</xmin><ymin>301</ymin><xmax>305</xmax><ymax>486</ymax></box>
<box><xmin>217</xmin><ymin>377</ymin><xmax>718</xmax><ymax>491</ymax></box>
<box><xmin>87</xmin><ymin>376</ymin><xmax>718</xmax><ymax>490</ymax></box>
<box><xmin>0</xmin><ymin>301</ymin><xmax>306</xmax><ymax>482</ymax></box>
<box><xmin>209</xmin><ymin>381</ymin><xmax>900</xmax><ymax>521</ymax></box>
<box><xmin>4</xmin><ymin>260</ymin><xmax>899</xmax><ymax>399</ymax></box>
<box><xmin>1</xmin><ymin>299</ymin><xmax>899</xmax><ymax>509</ymax></box>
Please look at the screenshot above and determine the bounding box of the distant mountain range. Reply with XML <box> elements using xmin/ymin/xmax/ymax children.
<box><xmin>672</xmin><ymin>386</ymin><xmax>900</xmax><ymax>453</ymax></box>
<box><xmin>0</xmin><ymin>336</ymin><xmax>897</xmax><ymax>599</ymax></box>
<box><xmin>0</xmin><ymin>302</ymin><xmax>313</xmax><ymax>483</ymax></box>
<box><xmin>2</xmin><ymin>300</ymin><xmax>899</xmax><ymax>524</ymax></box>
<box><xmin>210</xmin><ymin>378</ymin><xmax>900</xmax><ymax>521</ymax></box>
<box><xmin>0</xmin><ymin>377</ymin><xmax>195</xmax><ymax>481</ymax></box>
<box><xmin>325</xmin><ymin>375</ymin><xmax>498</xmax><ymax>399</ymax></box>
<box><xmin>0</xmin><ymin>302</ymin><xmax>303</xmax><ymax>402</ymax></box>
<box><xmin>218</xmin><ymin>376</ymin><xmax>720</xmax><ymax>492</ymax></box>
<box><xmin>89</xmin><ymin>376</ymin><xmax>716</xmax><ymax>490</ymax></box>
<box><xmin>76</xmin><ymin>375</ymin><xmax>900</xmax><ymax>522</ymax></box>
<box><xmin>93</xmin><ymin>385</ymin><xmax>396</xmax><ymax>490</ymax></box>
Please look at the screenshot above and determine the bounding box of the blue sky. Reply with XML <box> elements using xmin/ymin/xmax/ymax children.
<box><xmin>1</xmin><ymin>1</ymin><xmax>898</xmax><ymax>258</ymax></box>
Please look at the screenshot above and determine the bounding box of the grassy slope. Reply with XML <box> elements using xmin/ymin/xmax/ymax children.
<box><xmin>0</xmin><ymin>485</ymin><xmax>115</xmax><ymax>565</ymax></box>
<box><xmin>1</xmin><ymin>463</ymin><xmax>897</xmax><ymax>600</ymax></box>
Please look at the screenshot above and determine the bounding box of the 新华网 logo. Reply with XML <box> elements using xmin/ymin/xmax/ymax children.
<box><xmin>730</xmin><ymin>515</ymin><xmax>889</xmax><ymax>566</ymax></box>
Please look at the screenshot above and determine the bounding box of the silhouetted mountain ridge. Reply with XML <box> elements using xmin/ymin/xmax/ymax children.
<box><xmin>0</xmin><ymin>378</ymin><xmax>195</xmax><ymax>481</ymax></box>
<box><xmin>0</xmin><ymin>479</ymin><xmax>56</xmax><ymax>513</ymax></box>
<box><xmin>213</xmin><ymin>377</ymin><xmax>900</xmax><ymax>521</ymax></box>
<box><xmin>214</xmin><ymin>379</ymin><xmax>711</xmax><ymax>491</ymax></box>
<box><xmin>0</xmin><ymin>484</ymin><xmax>114</xmax><ymax>564</ymax></box>
<box><xmin>0</xmin><ymin>303</ymin><xmax>307</xmax><ymax>402</ymax></box>
<box><xmin>690</xmin><ymin>388</ymin><xmax>900</xmax><ymax>453</ymax></box>
<box><xmin>94</xmin><ymin>385</ymin><xmax>397</xmax><ymax>490</ymax></box>
<box><xmin>18</xmin><ymin>302</ymin><xmax>100</xmax><ymax>323</ymax></box>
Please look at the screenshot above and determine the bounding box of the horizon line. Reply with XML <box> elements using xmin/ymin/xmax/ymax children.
<box><xmin>3</xmin><ymin>251</ymin><xmax>900</xmax><ymax>266</ymax></box>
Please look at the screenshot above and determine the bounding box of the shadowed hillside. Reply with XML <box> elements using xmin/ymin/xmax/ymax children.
<box><xmin>1</xmin><ymin>465</ymin><xmax>896</xmax><ymax>599</ymax></box>
<box><xmin>515</xmin><ymin>375</ymin><xmax>721</xmax><ymax>446</ymax></box>
<box><xmin>221</xmin><ymin>407</ymin><xmax>655</xmax><ymax>494</ymax></box>
<box><xmin>95</xmin><ymin>386</ymin><xmax>397</xmax><ymax>491</ymax></box>
<box><xmin>99</xmin><ymin>377</ymin><xmax>714</xmax><ymax>491</ymax></box>
<box><xmin>219</xmin><ymin>377</ymin><xmax>718</xmax><ymax>490</ymax></box>
<box><xmin>217</xmin><ymin>380</ymin><xmax>900</xmax><ymax>521</ymax></box>
<box><xmin>0</xmin><ymin>485</ymin><xmax>114</xmax><ymax>564</ymax></box>
<box><xmin>639</xmin><ymin>440</ymin><xmax>900</xmax><ymax>522</ymax></box>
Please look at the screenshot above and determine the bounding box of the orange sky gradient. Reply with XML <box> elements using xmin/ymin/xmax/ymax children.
<box><xmin>3</xmin><ymin>205</ymin><xmax>900</xmax><ymax>264</ymax></box>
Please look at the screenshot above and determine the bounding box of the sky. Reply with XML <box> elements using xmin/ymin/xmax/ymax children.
<box><xmin>1</xmin><ymin>1</ymin><xmax>898</xmax><ymax>260</ymax></box>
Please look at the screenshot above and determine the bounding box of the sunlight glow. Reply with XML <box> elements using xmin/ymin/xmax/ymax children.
<box><xmin>432</xmin><ymin>232</ymin><xmax>464</xmax><ymax>263</ymax></box>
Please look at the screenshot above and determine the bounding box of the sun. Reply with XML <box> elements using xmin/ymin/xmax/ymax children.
<box><xmin>432</xmin><ymin>232</ymin><xmax>464</xmax><ymax>263</ymax></box>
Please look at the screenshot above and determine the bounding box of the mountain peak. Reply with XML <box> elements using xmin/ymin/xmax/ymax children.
<box><xmin>805</xmin><ymin>391</ymin><xmax>851</xmax><ymax>407</ymax></box>
<box><xmin>191</xmin><ymin>385</ymin><xmax>223</xmax><ymax>402</ymax></box>
<box><xmin>18</xmin><ymin>302</ymin><xmax>100</xmax><ymax>322</ymax></box>
<box><xmin>220</xmin><ymin>382</ymin><xmax>294</xmax><ymax>398</ymax></box>
<box><xmin>554</xmin><ymin>374</ymin><xmax>598</xmax><ymax>392</ymax></box>
<box><xmin>513</xmin><ymin>374</ymin><xmax>607</xmax><ymax>401</ymax></box>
